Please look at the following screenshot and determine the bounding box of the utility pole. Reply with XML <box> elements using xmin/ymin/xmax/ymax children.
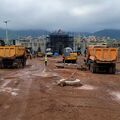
<box><xmin>4</xmin><ymin>20</ymin><xmax>10</xmax><ymax>44</ymax></box>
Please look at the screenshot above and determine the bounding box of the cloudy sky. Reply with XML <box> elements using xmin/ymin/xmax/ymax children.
<box><xmin>0</xmin><ymin>0</ymin><xmax>120</xmax><ymax>32</ymax></box>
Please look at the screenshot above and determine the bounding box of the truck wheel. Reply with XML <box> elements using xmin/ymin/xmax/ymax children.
<box><xmin>90</xmin><ymin>63</ymin><xmax>96</xmax><ymax>73</ymax></box>
<box><xmin>0</xmin><ymin>60</ymin><xmax>3</xmax><ymax>69</ymax></box>
<box><xmin>22</xmin><ymin>59</ymin><xmax>26</xmax><ymax>68</ymax></box>
<box><xmin>109</xmin><ymin>64</ymin><xmax>116</xmax><ymax>74</ymax></box>
<box><xmin>74</xmin><ymin>60</ymin><xmax>77</xmax><ymax>63</ymax></box>
<box><xmin>109</xmin><ymin>67</ymin><xmax>113</xmax><ymax>74</ymax></box>
<box><xmin>112</xmin><ymin>67</ymin><xmax>116</xmax><ymax>74</ymax></box>
<box><xmin>72</xmin><ymin>60</ymin><xmax>76</xmax><ymax>63</ymax></box>
<box><xmin>18</xmin><ymin>59</ymin><xmax>22</xmax><ymax>68</ymax></box>
<box><xmin>87</xmin><ymin>60</ymin><xmax>91</xmax><ymax>70</ymax></box>
<box><xmin>13</xmin><ymin>59</ymin><xmax>22</xmax><ymax>68</ymax></box>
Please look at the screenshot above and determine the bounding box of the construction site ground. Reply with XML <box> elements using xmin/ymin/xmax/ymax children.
<box><xmin>0</xmin><ymin>56</ymin><xmax>120</xmax><ymax>120</ymax></box>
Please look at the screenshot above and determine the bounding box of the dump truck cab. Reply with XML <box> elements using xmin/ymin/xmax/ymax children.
<box><xmin>85</xmin><ymin>45</ymin><xmax>118</xmax><ymax>74</ymax></box>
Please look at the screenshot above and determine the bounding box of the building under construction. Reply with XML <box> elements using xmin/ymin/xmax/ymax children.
<box><xmin>47</xmin><ymin>30</ymin><xmax>74</xmax><ymax>54</ymax></box>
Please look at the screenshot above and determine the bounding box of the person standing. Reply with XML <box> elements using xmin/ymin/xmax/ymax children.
<box><xmin>44</xmin><ymin>55</ymin><xmax>48</xmax><ymax>66</ymax></box>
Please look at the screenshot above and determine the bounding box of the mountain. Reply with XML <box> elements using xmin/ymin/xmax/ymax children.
<box><xmin>1</xmin><ymin>28</ymin><xmax>120</xmax><ymax>39</ymax></box>
<box><xmin>67</xmin><ymin>32</ymin><xmax>91</xmax><ymax>37</ymax></box>
<box><xmin>68</xmin><ymin>29</ymin><xmax>120</xmax><ymax>39</ymax></box>
<box><xmin>93</xmin><ymin>29</ymin><xmax>120</xmax><ymax>39</ymax></box>
<box><xmin>0</xmin><ymin>29</ymin><xmax>50</xmax><ymax>39</ymax></box>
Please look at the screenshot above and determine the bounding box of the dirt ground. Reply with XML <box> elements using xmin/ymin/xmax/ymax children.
<box><xmin>0</xmin><ymin>56</ymin><xmax>120</xmax><ymax>120</ymax></box>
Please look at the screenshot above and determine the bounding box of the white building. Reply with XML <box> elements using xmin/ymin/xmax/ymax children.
<box><xmin>16</xmin><ymin>36</ymin><xmax>47</xmax><ymax>53</ymax></box>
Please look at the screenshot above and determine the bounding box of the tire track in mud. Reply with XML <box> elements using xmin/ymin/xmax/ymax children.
<box><xmin>0</xmin><ymin>62</ymin><xmax>45</xmax><ymax>120</ymax></box>
<box><xmin>16</xmin><ymin>62</ymin><xmax>60</xmax><ymax>120</ymax></box>
<box><xmin>14</xmin><ymin>64</ymin><xmax>45</xmax><ymax>120</ymax></box>
<box><xmin>15</xmin><ymin>71</ymin><xmax>33</xmax><ymax>120</ymax></box>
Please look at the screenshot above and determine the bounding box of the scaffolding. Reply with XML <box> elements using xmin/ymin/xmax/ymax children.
<box><xmin>47</xmin><ymin>32</ymin><xmax>74</xmax><ymax>54</ymax></box>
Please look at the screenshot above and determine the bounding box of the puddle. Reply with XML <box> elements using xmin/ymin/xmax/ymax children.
<box><xmin>33</xmin><ymin>72</ymin><xmax>58</xmax><ymax>77</ymax></box>
<box><xmin>76</xmin><ymin>84</ymin><xmax>97</xmax><ymax>90</ymax></box>
<box><xmin>32</xmin><ymin>68</ymin><xmax>59</xmax><ymax>77</ymax></box>
<box><xmin>110</xmin><ymin>91</ymin><xmax>120</xmax><ymax>102</ymax></box>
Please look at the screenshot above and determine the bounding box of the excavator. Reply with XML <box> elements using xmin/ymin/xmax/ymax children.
<box><xmin>63</xmin><ymin>47</ymin><xmax>77</xmax><ymax>63</ymax></box>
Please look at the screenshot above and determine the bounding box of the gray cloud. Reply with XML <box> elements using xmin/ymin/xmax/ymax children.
<box><xmin>0</xmin><ymin>0</ymin><xmax>120</xmax><ymax>32</ymax></box>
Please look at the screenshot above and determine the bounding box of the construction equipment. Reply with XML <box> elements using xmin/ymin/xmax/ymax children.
<box><xmin>85</xmin><ymin>45</ymin><xmax>118</xmax><ymax>74</ymax></box>
<box><xmin>46</xmin><ymin>48</ymin><xmax>53</xmax><ymax>57</ymax></box>
<box><xmin>37</xmin><ymin>47</ymin><xmax>44</xmax><ymax>57</ymax></box>
<box><xmin>37</xmin><ymin>52</ymin><xmax>44</xmax><ymax>57</ymax></box>
<box><xmin>0</xmin><ymin>40</ymin><xmax>27</xmax><ymax>68</ymax></box>
<box><xmin>63</xmin><ymin>47</ymin><xmax>77</xmax><ymax>63</ymax></box>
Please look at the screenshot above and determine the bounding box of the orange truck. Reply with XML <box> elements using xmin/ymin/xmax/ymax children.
<box><xmin>0</xmin><ymin>45</ymin><xmax>27</xmax><ymax>68</ymax></box>
<box><xmin>85</xmin><ymin>45</ymin><xmax>118</xmax><ymax>74</ymax></box>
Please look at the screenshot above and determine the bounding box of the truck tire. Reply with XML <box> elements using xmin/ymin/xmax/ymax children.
<box><xmin>22</xmin><ymin>58</ymin><xmax>26</xmax><ymax>68</ymax></box>
<box><xmin>87</xmin><ymin>60</ymin><xmax>91</xmax><ymax>70</ymax></box>
<box><xmin>0</xmin><ymin>62</ymin><xmax>4</xmax><ymax>69</ymax></box>
<box><xmin>90</xmin><ymin>63</ymin><xmax>96</xmax><ymax>73</ymax></box>
<box><xmin>17</xmin><ymin>59</ymin><xmax>22</xmax><ymax>68</ymax></box>
<box><xmin>72</xmin><ymin>60</ymin><xmax>76</xmax><ymax>63</ymax></box>
<box><xmin>109</xmin><ymin>64</ymin><xmax>116</xmax><ymax>74</ymax></box>
<box><xmin>112</xmin><ymin>67</ymin><xmax>116</xmax><ymax>74</ymax></box>
<box><xmin>13</xmin><ymin>59</ymin><xmax>22</xmax><ymax>68</ymax></box>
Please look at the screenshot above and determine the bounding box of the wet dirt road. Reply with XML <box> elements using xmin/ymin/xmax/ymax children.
<box><xmin>0</xmin><ymin>57</ymin><xmax>120</xmax><ymax>120</ymax></box>
<box><xmin>0</xmin><ymin>59</ymin><xmax>45</xmax><ymax>120</ymax></box>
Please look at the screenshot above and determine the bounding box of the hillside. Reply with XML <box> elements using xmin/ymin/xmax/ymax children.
<box><xmin>0</xmin><ymin>29</ymin><xmax>50</xmax><ymax>39</ymax></box>
<box><xmin>94</xmin><ymin>29</ymin><xmax>120</xmax><ymax>39</ymax></box>
<box><xmin>1</xmin><ymin>29</ymin><xmax>120</xmax><ymax>39</ymax></box>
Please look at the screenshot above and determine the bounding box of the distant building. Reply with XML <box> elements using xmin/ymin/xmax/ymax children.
<box><xmin>47</xmin><ymin>30</ymin><xmax>74</xmax><ymax>54</ymax></box>
<box><xmin>74</xmin><ymin>35</ymin><xmax>82</xmax><ymax>51</ymax></box>
<box><xmin>16</xmin><ymin>36</ymin><xmax>47</xmax><ymax>53</ymax></box>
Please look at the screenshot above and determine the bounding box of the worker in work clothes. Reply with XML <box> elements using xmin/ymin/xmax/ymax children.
<box><xmin>44</xmin><ymin>55</ymin><xmax>48</xmax><ymax>66</ymax></box>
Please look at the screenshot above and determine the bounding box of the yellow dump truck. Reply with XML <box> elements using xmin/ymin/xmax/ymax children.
<box><xmin>0</xmin><ymin>45</ymin><xmax>27</xmax><ymax>68</ymax></box>
<box><xmin>85</xmin><ymin>45</ymin><xmax>118</xmax><ymax>74</ymax></box>
<box><xmin>63</xmin><ymin>47</ymin><xmax>77</xmax><ymax>63</ymax></box>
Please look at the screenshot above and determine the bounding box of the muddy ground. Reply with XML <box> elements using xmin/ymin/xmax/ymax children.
<box><xmin>0</xmin><ymin>57</ymin><xmax>120</xmax><ymax>120</ymax></box>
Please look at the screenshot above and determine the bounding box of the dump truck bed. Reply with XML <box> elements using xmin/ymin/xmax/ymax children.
<box><xmin>88</xmin><ymin>47</ymin><xmax>118</xmax><ymax>63</ymax></box>
<box><xmin>0</xmin><ymin>45</ymin><xmax>26</xmax><ymax>59</ymax></box>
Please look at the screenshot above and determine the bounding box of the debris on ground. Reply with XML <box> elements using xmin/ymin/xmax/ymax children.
<box><xmin>0</xmin><ymin>87</ymin><xmax>19</xmax><ymax>96</ymax></box>
<box><xmin>14</xmin><ymin>80</ymin><xmax>20</xmax><ymax>86</ymax></box>
<box><xmin>57</xmin><ymin>78</ymin><xmax>82</xmax><ymax>87</ymax></box>
<box><xmin>76</xmin><ymin>84</ymin><xmax>97</xmax><ymax>90</ymax></box>
<box><xmin>77</xmin><ymin>64</ymin><xmax>87</xmax><ymax>71</ymax></box>
<box><xmin>56</xmin><ymin>63</ymin><xmax>77</xmax><ymax>69</ymax></box>
<box><xmin>56</xmin><ymin>63</ymin><xmax>64</xmax><ymax>68</ymax></box>
<box><xmin>110</xmin><ymin>91</ymin><xmax>120</xmax><ymax>102</ymax></box>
